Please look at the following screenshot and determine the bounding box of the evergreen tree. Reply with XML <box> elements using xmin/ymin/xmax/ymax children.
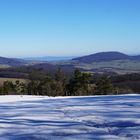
<box><xmin>67</xmin><ymin>69</ymin><xmax>92</xmax><ymax>96</ymax></box>
<box><xmin>96</xmin><ymin>75</ymin><xmax>113</xmax><ymax>95</ymax></box>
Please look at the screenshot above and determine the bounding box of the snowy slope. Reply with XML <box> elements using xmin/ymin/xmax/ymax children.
<box><xmin>0</xmin><ymin>95</ymin><xmax>140</xmax><ymax>140</ymax></box>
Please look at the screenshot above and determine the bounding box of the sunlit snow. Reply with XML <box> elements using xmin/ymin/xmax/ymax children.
<box><xmin>0</xmin><ymin>95</ymin><xmax>140</xmax><ymax>140</ymax></box>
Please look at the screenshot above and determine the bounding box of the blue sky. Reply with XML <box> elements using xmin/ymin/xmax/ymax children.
<box><xmin>0</xmin><ymin>0</ymin><xmax>140</xmax><ymax>57</ymax></box>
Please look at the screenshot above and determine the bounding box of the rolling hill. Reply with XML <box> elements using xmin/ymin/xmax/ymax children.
<box><xmin>64</xmin><ymin>52</ymin><xmax>140</xmax><ymax>75</ymax></box>
<box><xmin>72</xmin><ymin>51</ymin><xmax>140</xmax><ymax>63</ymax></box>
<box><xmin>0</xmin><ymin>56</ymin><xmax>27</xmax><ymax>67</ymax></box>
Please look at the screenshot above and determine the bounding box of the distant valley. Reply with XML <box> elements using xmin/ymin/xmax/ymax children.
<box><xmin>0</xmin><ymin>52</ymin><xmax>140</xmax><ymax>75</ymax></box>
<box><xmin>24</xmin><ymin>56</ymin><xmax>76</xmax><ymax>62</ymax></box>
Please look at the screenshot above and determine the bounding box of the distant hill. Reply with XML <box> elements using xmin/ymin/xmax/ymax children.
<box><xmin>0</xmin><ymin>57</ymin><xmax>27</xmax><ymax>67</ymax></box>
<box><xmin>67</xmin><ymin>52</ymin><xmax>140</xmax><ymax>75</ymax></box>
<box><xmin>0</xmin><ymin>62</ymin><xmax>75</xmax><ymax>79</ymax></box>
<box><xmin>132</xmin><ymin>55</ymin><xmax>140</xmax><ymax>60</ymax></box>
<box><xmin>72</xmin><ymin>52</ymin><xmax>140</xmax><ymax>63</ymax></box>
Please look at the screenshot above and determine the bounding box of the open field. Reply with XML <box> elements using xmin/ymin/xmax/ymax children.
<box><xmin>74</xmin><ymin>60</ymin><xmax>140</xmax><ymax>74</ymax></box>
<box><xmin>0</xmin><ymin>95</ymin><xmax>140</xmax><ymax>139</ymax></box>
<box><xmin>0</xmin><ymin>78</ymin><xmax>27</xmax><ymax>85</ymax></box>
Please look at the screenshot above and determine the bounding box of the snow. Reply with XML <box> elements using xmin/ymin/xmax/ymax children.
<box><xmin>0</xmin><ymin>95</ymin><xmax>140</xmax><ymax>140</ymax></box>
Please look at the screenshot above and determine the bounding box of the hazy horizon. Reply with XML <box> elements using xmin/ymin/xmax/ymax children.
<box><xmin>0</xmin><ymin>0</ymin><xmax>140</xmax><ymax>57</ymax></box>
<box><xmin>1</xmin><ymin>51</ymin><xmax>139</xmax><ymax>59</ymax></box>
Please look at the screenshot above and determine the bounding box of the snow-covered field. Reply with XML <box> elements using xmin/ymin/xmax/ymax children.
<box><xmin>0</xmin><ymin>95</ymin><xmax>140</xmax><ymax>140</ymax></box>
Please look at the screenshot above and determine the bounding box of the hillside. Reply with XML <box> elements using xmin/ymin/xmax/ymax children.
<box><xmin>72</xmin><ymin>51</ymin><xmax>140</xmax><ymax>63</ymax></box>
<box><xmin>0</xmin><ymin>56</ymin><xmax>27</xmax><ymax>67</ymax></box>
<box><xmin>66</xmin><ymin>52</ymin><xmax>140</xmax><ymax>74</ymax></box>
<box><xmin>20</xmin><ymin>63</ymin><xmax>75</xmax><ymax>75</ymax></box>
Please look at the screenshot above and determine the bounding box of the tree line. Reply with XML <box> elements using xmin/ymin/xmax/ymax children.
<box><xmin>0</xmin><ymin>69</ymin><xmax>115</xmax><ymax>96</ymax></box>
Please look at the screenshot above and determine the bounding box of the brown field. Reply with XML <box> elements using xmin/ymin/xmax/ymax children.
<box><xmin>0</xmin><ymin>78</ymin><xmax>27</xmax><ymax>86</ymax></box>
